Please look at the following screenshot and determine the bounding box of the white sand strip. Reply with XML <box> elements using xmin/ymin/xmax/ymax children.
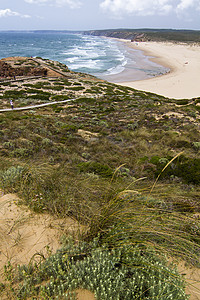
<box><xmin>116</xmin><ymin>41</ymin><xmax>200</xmax><ymax>99</ymax></box>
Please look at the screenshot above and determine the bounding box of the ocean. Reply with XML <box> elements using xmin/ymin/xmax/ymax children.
<box><xmin>0</xmin><ymin>31</ymin><xmax>168</xmax><ymax>82</ymax></box>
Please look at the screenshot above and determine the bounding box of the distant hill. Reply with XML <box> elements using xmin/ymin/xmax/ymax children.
<box><xmin>84</xmin><ymin>28</ymin><xmax>200</xmax><ymax>43</ymax></box>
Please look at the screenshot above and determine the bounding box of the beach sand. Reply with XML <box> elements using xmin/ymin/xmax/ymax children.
<box><xmin>115</xmin><ymin>40</ymin><xmax>200</xmax><ymax>99</ymax></box>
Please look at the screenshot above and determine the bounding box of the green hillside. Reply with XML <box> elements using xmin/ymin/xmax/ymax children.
<box><xmin>85</xmin><ymin>28</ymin><xmax>200</xmax><ymax>43</ymax></box>
<box><xmin>0</xmin><ymin>57</ymin><xmax>200</xmax><ymax>299</ymax></box>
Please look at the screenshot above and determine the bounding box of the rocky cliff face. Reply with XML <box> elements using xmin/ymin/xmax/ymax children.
<box><xmin>84</xmin><ymin>29</ymin><xmax>200</xmax><ymax>43</ymax></box>
<box><xmin>84</xmin><ymin>30</ymin><xmax>146</xmax><ymax>41</ymax></box>
<box><xmin>0</xmin><ymin>60</ymin><xmax>48</xmax><ymax>78</ymax></box>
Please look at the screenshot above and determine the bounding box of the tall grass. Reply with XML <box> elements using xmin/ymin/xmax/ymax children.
<box><xmin>86</xmin><ymin>160</ymin><xmax>200</xmax><ymax>266</ymax></box>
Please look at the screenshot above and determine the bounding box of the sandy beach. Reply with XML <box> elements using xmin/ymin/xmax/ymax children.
<box><xmin>116</xmin><ymin>40</ymin><xmax>200</xmax><ymax>99</ymax></box>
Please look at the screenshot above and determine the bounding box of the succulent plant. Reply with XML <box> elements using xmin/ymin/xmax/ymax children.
<box><xmin>9</xmin><ymin>238</ymin><xmax>189</xmax><ymax>300</ymax></box>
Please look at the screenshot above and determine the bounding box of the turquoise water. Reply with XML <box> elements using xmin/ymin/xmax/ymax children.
<box><xmin>0</xmin><ymin>31</ymin><xmax>168</xmax><ymax>81</ymax></box>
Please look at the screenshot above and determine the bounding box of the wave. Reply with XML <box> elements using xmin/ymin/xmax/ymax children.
<box><xmin>0</xmin><ymin>32</ymin><xmax>168</xmax><ymax>80</ymax></box>
<box><xmin>60</xmin><ymin>36</ymin><xmax>129</xmax><ymax>76</ymax></box>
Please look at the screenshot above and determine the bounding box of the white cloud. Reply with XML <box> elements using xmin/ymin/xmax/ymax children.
<box><xmin>100</xmin><ymin>0</ymin><xmax>173</xmax><ymax>16</ymax></box>
<box><xmin>25</xmin><ymin>0</ymin><xmax>82</xmax><ymax>8</ymax></box>
<box><xmin>100</xmin><ymin>0</ymin><xmax>200</xmax><ymax>17</ymax></box>
<box><xmin>177</xmin><ymin>0</ymin><xmax>200</xmax><ymax>11</ymax></box>
<box><xmin>0</xmin><ymin>8</ymin><xmax>30</xmax><ymax>18</ymax></box>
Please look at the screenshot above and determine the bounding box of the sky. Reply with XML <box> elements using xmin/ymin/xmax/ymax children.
<box><xmin>0</xmin><ymin>0</ymin><xmax>199</xmax><ymax>31</ymax></box>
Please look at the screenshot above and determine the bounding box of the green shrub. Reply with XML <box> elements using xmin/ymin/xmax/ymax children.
<box><xmin>68</xmin><ymin>86</ymin><xmax>85</xmax><ymax>91</ymax></box>
<box><xmin>0</xmin><ymin>166</ymin><xmax>24</xmax><ymax>192</ymax></box>
<box><xmin>2</xmin><ymin>141</ymin><xmax>16</xmax><ymax>150</ymax></box>
<box><xmin>149</xmin><ymin>155</ymin><xmax>200</xmax><ymax>184</ymax></box>
<box><xmin>3</xmin><ymin>90</ymin><xmax>26</xmax><ymax>99</ymax></box>
<box><xmin>41</xmin><ymin>138</ymin><xmax>53</xmax><ymax>146</ymax></box>
<box><xmin>26</xmin><ymin>89</ymin><xmax>41</xmax><ymax>94</ymax></box>
<box><xmin>5</xmin><ymin>240</ymin><xmax>188</xmax><ymax>300</ymax></box>
<box><xmin>51</xmin><ymin>104</ymin><xmax>64</xmax><ymax>113</ymax></box>
<box><xmin>78</xmin><ymin>161</ymin><xmax>113</xmax><ymax>178</ymax></box>
<box><xmin>175</xmin><ymin>99</ymin><xmax>189</xmax><ymax>105</ymax></box>
<box><xmin>50</xmin><ymin>85</ymin><xmax>65</xmax><ymax>91</ymax></box>
<box><xmin>11</xmin><ymin>148</ymin><xmax>33</xmax><ymax>158</ymax></box>
<box><xmin>28</xmin><ymin>93</ymin><xmax>50</xmax><ymax>100</ymax></box>
<box><xmin>61</xmin><ymin>124</ymin><xmax>77</xmax><ymax>132</ymax></box>
<box><xmin>193</xmin><ymin>142</ymin><xmax>200</xmax><ymax>150</ymax></box>
<box><xmin>51</xmin><ymin>95</ymin><xmax>69</xmax><ymax>101</ymax></box>
<box><xmin>174</xmin><ymin>156</ymin><xmax>200</xmax><ymax>184</ymax></box>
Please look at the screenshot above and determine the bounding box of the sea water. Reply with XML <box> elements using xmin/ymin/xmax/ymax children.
<box><xmin>0</xmin><ymin>31</ymin><xmax>168</xmax><ymax>82</ymax></box>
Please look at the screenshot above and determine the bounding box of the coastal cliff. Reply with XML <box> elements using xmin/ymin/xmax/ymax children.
<box><xmin>85</xmin><ymin>28</ymin><xmax>200</xmax><ymax>43</ymax></box>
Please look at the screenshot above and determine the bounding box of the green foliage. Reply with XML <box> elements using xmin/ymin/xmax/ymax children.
<box><xmin>63</xmin><ymin>124</ymin><xmax>78</xmax><ymax>132</ymax></box>
<box><xmin>78</xmin><ymin>161</ymin><xmax>113</xmax><ymax>178</ymax></box>
<box><xmin>0</xmin><ymin>166</ymin><xmax>24</xmax><ymax>192</ymax></box>
<box><xmin>2</xmin><ymin>141</ymin><xmax>16</xmax><ymax>150</ymax></box>
<box><xmin>28</xmin><ymin>92</ymin><xmax>50</xmax><ymax>100</ymax></box>
<box><xmin>25</xmin><ymin>88</ymin><xmax>41</xmax><ymax>94</ymax></box>
<box><xmin>49</xmin><ymin>85</ymin><xmax>65</xmax><ymax>91</ymax></box>
<box><xmin>175</xmin><ymin>99</ymin><xmax>189</xmax><ymax>106</ymax></box>
<box><xmin>76</xmin><ymin>97</ymin><xmax>96</xmax><ymax>103</ymax></box>
<box><xmin>1</xmin><ymin>57</ymin><xmax>200</xmax><ymax>300</ymax></box>
<box><xmin>68</xmin><ymin>86</ymin><xmax>85</xmax><ymax>91</ymax></box>
<box><xmin>174</xmin><ymin>156</ymin><xmax>200</xmax><ymax>184</ymax></box>
<box><xmin>4</xmin><ymin>240</ymin><xmax>188</xmax><ymax>300</ymax></box>
<box><xmin>3</xmin><ymin>90</ymin><xmax>26</xmax><ymax>99</ymax></box>
<box><xmin>25</xmin><ymin>81</ymin><xmax>49</xmax><ymax>89</ymax></box>
<box><xmin>51</xmin><ymin>104</ymin><xmax>64</xmax><ymax>113</ymax></box>
<box><xmin>149</xmin><ymin>155</ymin><xmax>200</xmax><ymax>184</ymax></box>
<box><xmin>51</xmin><ymin>95</ymin><xmax>69</xmax><ymax>101</ymax></box>
<box><xmin>193</xmin><ymin>142</ymin><xmax>200</xmax><ymax>150</ymax></box>
<box><xmin>11</xmin><ymin>147</ymin><xmax>33</xmax><ymax>158</ymax></box>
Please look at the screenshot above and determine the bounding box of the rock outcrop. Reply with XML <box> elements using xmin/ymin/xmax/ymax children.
<box><xmin>0</xmin><ymin>60</ymin><xmax>48</xmax><ymax>78</ymax></box>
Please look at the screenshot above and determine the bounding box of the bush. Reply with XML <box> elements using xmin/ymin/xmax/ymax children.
<box><xmin>78</xmin><ymin>161</ymin><xmax>113</xmax><ymax>178</ymax></box>
<box><xmin>149</xmin><ymin>155</ymin><xmax>200</xmax><ymax>184</ymax></box>
<box><xmin>28</xmin><ymin>93</ymin><xmax>50</xmax><ymax>100</ymax></box>
<box><xmin>174</xmin><ymin>156</ymin><xmax>200</xmax><ymax>184</ymax></box>
<box><xmin>5</xmin><ymin>240</ymin><xmax>188</xmax><ymax>300</ymax></box>
<box><xmin>0</xmin><ymin>166</ymin><xmax>24</xmax><ymax>192</ymax></box>
<box><xmin>11</xmin><ymin>148</ymin><xmax>33</xmax><ymax>158</ymax></box>
<box><xmin>3</xmin><ymin>90</ymin><xmax>26</xmax><ymax>99</ymax></box>
<box><xmin>193</xmin><ymin>142</ymin><xmax>200</xmax><ymax>150</ymax></box>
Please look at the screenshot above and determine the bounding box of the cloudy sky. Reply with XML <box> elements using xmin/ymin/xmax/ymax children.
<box><xmin>0</xmin><ymin>0</ymin><xmax>199</xmax><ymax>30</ymax></box>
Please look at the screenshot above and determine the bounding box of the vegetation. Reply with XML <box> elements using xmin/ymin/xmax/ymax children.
<box><xmin>85</xmin><ymin>29</ymin><xmax>200</xmax><ymax>43</ymax></box>
<box><xmin>1</xmin><ymin>57</ymin><xmax>200</xmax><ymax>299</ymax></box>
<box><xmin>3</xmin><ymin>240</ymin><xmax>188</xmax><ymax>299</ymax></box>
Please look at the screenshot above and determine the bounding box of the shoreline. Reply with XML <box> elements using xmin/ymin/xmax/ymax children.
<box><xmin>98</xmin><ymin>38</ymin><xmax>169</xmax><ymax>84</ymax></box>
<box><xmin>112</xmin><ymin>39</ymin><xmax>200</xmax><ymax>99</ymax></box>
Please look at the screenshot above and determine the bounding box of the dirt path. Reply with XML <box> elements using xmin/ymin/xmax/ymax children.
<box><xmin>0</xmin><ymin>98</ymin><xmax>76</xmax><ymax>112</ymax></box>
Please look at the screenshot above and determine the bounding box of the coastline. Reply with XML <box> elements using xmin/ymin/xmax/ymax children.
<box><xmin>98</xmin><ymin>38</ymin><xmax>169</xmax><ymax>84</ymax></box>
<box><xmin>113</xmin><ymin>39</ymin><xmax>200</xmax><ymax>99</ymax></box>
